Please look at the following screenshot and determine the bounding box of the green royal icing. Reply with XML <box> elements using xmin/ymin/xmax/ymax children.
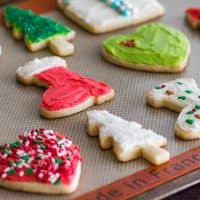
<box><xmin>103</xmin><ymin>24</ymin><xmax>190</xmax><ymax>67</ymax></box>
<box><xmin>3</xmin><ymin>6</ymin><xmax>72</xmax><ymax>43</ymax></box>
<box><xmin>185</xmin><ymin>119</ymin><xmax>194</xmax><ymax>125</ymax></box>
<box><xmin>195</xmin><ymin>105</ymin><xmax>200</xmax><ymax>109</ymax></box>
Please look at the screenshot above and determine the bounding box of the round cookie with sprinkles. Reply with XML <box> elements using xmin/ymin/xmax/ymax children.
<box><xmin>175</xmin><ymin>102</ymin><xmax>200</xmax><ymax>140</ymax></box>
<box><xmin>3</xmin><ymin>6</ymin><xmax>75</xmax><ymax>56</ymax></box>
<box><xmin>0</xmin><ymin>128</ymin><xmax>82</xmax><ymax>194</ymax></box>
<box><xmin>103</xmin><ymin>23</ymin><xmax>190</xmax><ymax>72</ymax></box>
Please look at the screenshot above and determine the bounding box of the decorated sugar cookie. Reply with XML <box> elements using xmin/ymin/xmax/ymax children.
<box><xmin>3</xmin><ymin>6</ymin><xmax>75</xmax><ymax>56</ymax></box>
<box><xmin>103</xmin><ymin>23</ymin><xmax>190</xmax><ymax>72</ymax></box>
<box><xmin>185</xmin><ymin>8</ymin><xmax>200</xmax><ymax>29</ymax></box>
<box><xmin>87</xmin><ymin>110</ymin><xmax>169</xmax><ymax>165</ymax></box>
<box><xmin>147</xmin><ymin>78</ymin><xmax>200</xmax><ymax>112</ymax></box>
<box><xmin>16</xmin><ymin>57</ymin><xmax>115</xmax><ymax>118</ymax></box>
<box><xmin>57</xmin><ymin>0</ymin><xmax>164</xmax><ymax>34</ymax></box>
<box><xmin>175</xmin><ymin>102</ymin><xmax>200</xmax><ymax>140</ymax></box>
<box><xmin>0</xmin><ymin>128</ymin><xmax>82</xmax><ymax>194</ymax></box>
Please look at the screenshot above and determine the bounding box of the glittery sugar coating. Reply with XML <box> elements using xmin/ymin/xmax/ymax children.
<box><xmin>3</xmin><ymin>6</ymin><xmax>72</xmax><ymax>43</ymax></box>
<box><xmin>0</xmin><ymin>128</ymin><xmax>82</xmax><ymax>185</ymax></box>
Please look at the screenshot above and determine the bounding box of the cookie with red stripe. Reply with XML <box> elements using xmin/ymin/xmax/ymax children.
<box><xmin>0</xmin><ymin>128</ymin><xmax>82</xmax><ymax>194</ymax></box>
<box><xmin>185</xmin><ymin>8</ymin><xmax>200</xmax><ymax>29</ymax></box>
<box><xmin>16</xmin><ymin>56</ymin><xmax>115</xmax><ymax>118</ymax></box>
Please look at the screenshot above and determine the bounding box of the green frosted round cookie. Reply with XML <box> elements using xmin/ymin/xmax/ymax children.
<box><xmin>103</xmin><ymin>23</ymin><xmax>190</xmax><ymax>72</ymax></box>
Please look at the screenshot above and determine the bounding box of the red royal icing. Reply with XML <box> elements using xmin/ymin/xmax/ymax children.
<box><xmin>186</xmin><ymin>8</ymin><xmax>200</xmax><ymax>21</ymax></box>
<box><xmin>0</xmin><ymin>128</ymin><xmax>82</xmax><ymax>185</ymax></box>
<box><xmin>35</xmin><ymin>67</ymin><xmax>113</xmax><ymax>111</ymax></box>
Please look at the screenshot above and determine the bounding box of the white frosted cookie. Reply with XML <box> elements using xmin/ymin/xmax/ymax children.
<box><xmin>175</xmin><ymin>102</ymin><xmax>200</xmax><ymax>140</ymax></box>
<box><xmin>147</xmin><ymin>78</ymin><xmax>200</xmax><ymax>112</ymax></box>
<box><xmin>16</xmin><ymin>57</ymin><xmax>114</xmax><ymax>118</ymax></box>
<box><xmin>0</xmin><ymin>128</ymin><xmax>82</xmax><ymax>194</ymax></box>
<box><xmin>57</xmin><ymin>0</ymin><xmax>164</xmax><ymax>34</ymax></box>
<box><xmin>87</xmin><ymin>110</ymin><xmax>169</xmax><ymax>165</ymax></box>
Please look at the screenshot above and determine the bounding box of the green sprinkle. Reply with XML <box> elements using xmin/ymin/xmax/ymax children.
<box><xmin>185</xmin><ymin>90</ymin><xmax>192</xmax><ymax>94</ymax></box>
<box><xmin>185</xmin><ymin>119</ymin><xmax>194</xmax><ymax>125</ymax></box>
<box><xmin>4</xmin><ymin>148</ymin><xmax>9</xmax><ymax>155</ymax></box>
<box><xmin>155</xmin><ymin>86</ymin><xmax>162</xmax><ymax>89</ymax></box>
<box><xmin>178</xmin><ymin>96</ymin><xmax>186</xmax><ymax>100</ymax></box>
<box><xmin>55</xmin><ymin>158</ymin><xmax>63</xmax><ymax>164</ymax></box>
<box><xmin>176</xmin><ymin>82</ymin><xmax>183</xmax><ymax>85</ymax></box>
<box><xmin>9</xmin><ymin>161</ymin><xmax>15</xmax><ymax>167</ymax></box>
<box><xmin>54</xmin><ymin>179</ymin><xmax>61</xmax><ymax>185</ymax></box>
<box><xmin>67</xmin><ymin>156</ymin><xmax>71</xmax><ymax>161</ymax></box>
<box><xmin>35</xmin><ymin>140</ymin><xmax>42</xmax><ymax>144</ymax></box>
<box><xmin>26</xmin><ymin>168</ymin><xmax>33</xmax><ymax>175</ymax></box>
<box><xmin>7</xmin><ymin>170</ymin><xmax>15</xmax><ymax>175</ymax></box>
<box><xmin>195</xmin><ymin>105</ymin><xmax>200</xmax><ymax>110</ymax></box>
<box><xmin>10</xmin><ymin>140</ymin><xmax>22</xmax><ymax>148</ymax></box>
<box><xmin>40</xmin><ymin>144</ymin><xmax>47</xmax><ymax>150</ymax></box>
<box><xmin>186</xmin><ymin>111</ymin><xmax>193</xmax><ymax>115</ymax></box>
<box><xmin>21</xmin><ymin>154</ymin><xmax>30</xmax><ymax>161</ymax></box>
<box><xmin>16</xmin><ymin>160</ymin><xmax>21</xmax><ymax>166</ymax></box>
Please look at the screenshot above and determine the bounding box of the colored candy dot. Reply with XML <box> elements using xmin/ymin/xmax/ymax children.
<box><xmin>40</xmin><ymin>144</ymin><xmax>47</xmax><ymax>150</ymax></box>
<box><xmin>186</xmin><ymin>111</ymin><xmax>194</xmax><ymax>114</ymax></box>
<box><xmin>26</xmin><ymin>168</ymin><xmax>33</xmax><ymax>175</ymax></box>
<box><xmin>195</xmin><ymin>105</ymin><xmax>200</xmax><ymax>110</ymax></box>
<box><xmin>185</xmin><ymin>119</ymin><xmax>194</xmax><ymax>125</ymax></box>
<box><xmin>176</xmin><ymin>82</ymin><xmax>183</xmax><ymax>85</ymax></box>
<box><xmin>7</xmin><ymin>170</ymin><xmax>15</xmax><ymax>175</ymax></box>
<box><xmin>185</xmin><ymin>90</ymin><xmax>193</xmax><ymax>94</ymax></box>
<box><xmin>4</xmin><ymin>149</ymin><xmax>9</xmax><ymax>155</ymax></box>
<box><xmin>55</xmin><ymin>158</ymin><xmax>63</xmax><ymax>164</ymax></box>
<box><xmin>21</xmin><ymin>154</ymin><xmax>30</xmax><ymax>161</ymax></box>
<box><xmin>178</xmin><ymin>96</ymin><xmax>186</xmax><ymax>100</ymax></box>
<box><xmin>54</xmin><ymin>179</ymin><xmax>61</xmax><ymax>185</ymax></box>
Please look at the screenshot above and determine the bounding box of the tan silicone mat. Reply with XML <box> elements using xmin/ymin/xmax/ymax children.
<box><xmin>0</xmin><ymin>0</ymin><xmax>199</xmax><ymax>199</ymax></box>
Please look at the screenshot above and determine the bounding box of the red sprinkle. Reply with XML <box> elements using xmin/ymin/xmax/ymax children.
<box><xmin>120</xmin><ymin>40</ymin><xmax>136</xmax><ymax>48</ymax></box>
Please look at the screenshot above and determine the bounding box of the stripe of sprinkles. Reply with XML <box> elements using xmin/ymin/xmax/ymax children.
<box><xmin>0</xmin><ymin>128</ymin><xmax>82</xmax><ymax>184</ymax></box>
<box><xmin>185</xmin><ymin>104</ymin><xmax>200</xmax><ymax>125</ymax></box>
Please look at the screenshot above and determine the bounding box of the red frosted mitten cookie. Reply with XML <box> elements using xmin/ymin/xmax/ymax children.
<box><xmin>185</xmin><ymin>8</ymin><xmax>200</xmax><ymax>29</ymax></box>
<box><xmin>16</xmin><ymin>56</ymin><xmax>115</xmax><ymax>118</ymax></box>
<box><xmin>0</xmin><ymin>128</ymin><xmax>82</xmax><ymax>194</ymax></box>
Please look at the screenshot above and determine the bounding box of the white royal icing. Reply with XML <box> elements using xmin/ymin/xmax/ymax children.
<box><xmin>87</xmin><ymin>110</ymin><xmax>167</xmax><ymax>154</ymax></box>
<box><xmin>177</xmin><ymin>102</ymin><xmax>200</xmax><ymax>134</ymax></box>
<box><xmin>148</xmin><ymin>78</ymin><xmax>200</xmax><ymax>110</ymax></box>
<box><xmin>16</xmin><ymin>56</ymin><xmax>67</xmax><ymax>78</ymax></box>
<box><xmin>60</xmin><ymin>0</ymin><xmax>164</xmax><ymax>27</ymax></box>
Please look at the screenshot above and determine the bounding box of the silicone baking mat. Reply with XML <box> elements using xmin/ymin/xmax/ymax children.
<box><xmin>0</xmin><ymin>0</ymin><xmax>199</xmax><ymax>199</ymax></box>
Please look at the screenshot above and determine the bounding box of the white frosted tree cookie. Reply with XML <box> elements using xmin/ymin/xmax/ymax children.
<box><xmin>0</xmin><ymin>128</ymin><xmax>82</xmax><ymax>194</ymax></box>
<box><xmin>175</xmin><ymin>102</ymin><xmax>200</xmax><ymax>140</ymax></box>
<box><xmin>16</xmin><ymin>57</ymin><xmax>114</xmax><ymax>118</ymax></box>
<box><xmin>57</xmin><ymin>0</ymin><xmax>164</xmax><ymax>34</ymax></box>
<box><xmin>87</xmin><ymin>110</ymin><xmax>169</xmax><ymax>165</ymax></box>
<box><xmin>3</xmin><ymin>6</ymin><xmax>75</xmax><ymax>57</ymax></box>
<box><xmin>103</xmin><ymin>23</ymin><xmax>190</xmax><ymax>72</ymax></box>
<box><xmin>147</xmin><ymin>78</ymin><xmax>200</xmax><ymax>112</ymax></box>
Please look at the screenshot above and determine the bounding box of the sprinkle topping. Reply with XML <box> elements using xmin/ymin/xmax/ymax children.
<box><xmin>0</xmin><ymin>129</ymin><xmax>82</xmax><ymax>185</ymax></box>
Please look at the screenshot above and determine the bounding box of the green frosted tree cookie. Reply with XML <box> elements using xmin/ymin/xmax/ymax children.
<box><xmin>3</xmin><ymin>6</ymin><xmax>75</xmax><ymax>56</ymax></box>
<box><xmin>103</xmin><ymin>23</ymin><xmax>190</xmax><ymax>73</ymax></box>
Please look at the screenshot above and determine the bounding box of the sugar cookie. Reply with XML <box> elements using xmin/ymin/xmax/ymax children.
<box><xmin>186</xmin><ymin>8</ymin><xmax>200</xmax><ymax>29</ymax></box>
<box><xmin>57</xmin><ymin>0</ymin><xmax>164</xmax><ymax>34</ymax></box>
<box><xmin>3</xmin><ymin>6</ymin><xmax>75</xmax><ymax>56</ymax></box>
<box><xmin>175</xmin><ymin>102</ymin><xmax>200</xmax><ymax>140</ymax></box>
<box><xmin>87</xmin><ymin>110</ymin><xmax>169</xmax><ymax>165</ymax></box>
<box><xmin>147</xmin><ymin>78</ymin><xmax>200</xmax><ymax>112</ymax></box>
<box><xmin>0</xmin><ymin>128</ymin><xmax>82</xmax><ymax>194</ymax></box>
<box><xmin>16</xmin><ymin>57</ymin><xmax>115</xmax><ymax>118</ymax></box>
<box><xmin>103</xmin><ymin>23</ymin><xmax>190</xmax><ymax>72</ymax></box>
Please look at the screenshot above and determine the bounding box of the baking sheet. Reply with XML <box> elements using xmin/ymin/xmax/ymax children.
<box><xmin>0</xmin><ymin>0</ymin><xmax>199</xmax><ymax>199</ymax></box>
